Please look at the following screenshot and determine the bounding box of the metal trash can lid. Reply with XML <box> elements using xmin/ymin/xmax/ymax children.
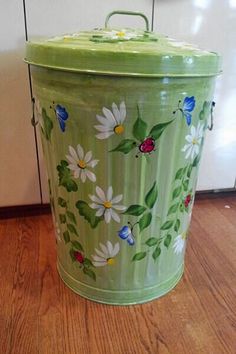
<box><xmin>25</xmin><ymin>10</ymin><xmax>221</xmax><ymax>78</ymax></box>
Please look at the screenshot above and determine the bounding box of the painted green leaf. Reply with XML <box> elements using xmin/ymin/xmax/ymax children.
<box><xmin>145</xmin><ymin>237</ymin><xmax>158</xmax><ymax>247</ymax></box>
<box><xmin>174</xmin><ymin>219</ymin><xmax>181</xmax><ymax>232</ymax></box>
<box><xmin>83</xmin><ymin>258</ymin><xmax>94</xmax><ymax>268</ymax></box>
<box><xmin>179</xmin><ymin>203</ymin><xmax>185</xmax><ymax>213</ymax></box>
<box><xmin>71</xmin><ymin>240</ymin><xmax>83</xmax><ymax>251</ymax></box>
<box><xmin>132</xmin><ymin>252</ymin><xmax>147</xmax><ymax>261</ymax></box>
<box><xmin>164</xmin><ymin>234</ymin><xmax>172</xmax><ymax>248</ymax></box>
<box><xmin>167</xmin><ymin>203</ymin><xmax>179</xmax><ymax>215</ymax></box>
<box><xmin>192</xmin><ymin>155</ymin><xmax>200</xmax><ymax>167</ymax></box>
<box><xmin>123</xmin><ymin>204</ymin><xmax>146</xmax><ymax>216</ymax></box>
<box><xmin>66</xmin><ymin>211</ymin><xmax>77</xmax><ymax>225</ymax></box>
<box><xmin>42</xmin><ymin>108</ymin><xmax>53</xmax><ymax>141</ymax></box>
<box><xmin>132</xmin><ymin>106</ymin><xmax>147</xmax><ymax>141</ymax></box>
<box><xmin>67</xmin><ymin>223</ymin><xmax>78</xmax><ymax>236</ymax></box>
<box><xmin>76</xmin><ymin>200</ymin><xmax>102</xmax><ymax>229</ymax></box>
<box><xmin>161</xmin><ymin>220</ymin><xmax>174</xmax><ymax>230</ymax></box>
<box><xmin>83</xmin><ymin>267</ymin><xmax>96</xmax><ymax>281</ymax></box>
<box><xmin>145</xmin><ymin>181</ymin><xmax>158</xmax><ymax>209</ymax></box>
<box><xmin>63</xmin><ymin>231</ymin><xmax>70</xmax><ymax>244</ymax></box>
<box><xmin>172</xmin><ymin>186</ymin><xmax>182</xmax><ymax>199</ymax></box>
<box><xmin>149</xmin><ymin>120</ymin><xmax>173</xmax><ymax>140</ymax></box>
<box><xmin>57</xmin><ymin>160</ymin><xmax>78</xmax><ymax>192</ymax></box>
<box><xmin>175</xmin><ymin>167</ymin><xmax>185</xmax><ymax>180</ymax></box>
<box><xmin>152</xmin><ymin>246</ymin><xmax>161</xmax><ymax>261</ymax></box>
<box><xmin>110</xmin><ymin>139</ymin><xmax>136</xmax><ymax>154</ymax></box>
<box><xmin>183</xmin><ymin>179</ymin><xmax>189</xmax><ymax>191</ymax></box>
<box><xmin>187</xmin><ymin>165</ymin><xmax>193</xmax><ymax>178</ymax></box>
<box><xmin>199</xmin><ymin>101</ymin><xmax>211</xmax><ymax>120</ymax></box>
<box><xmin>139</xmin><ymin>212</ymin><xmax>152</xmax><ymax>232</ymax></box>
<box><xmin>69</xmin><ymin>248</ymin><xmax>76</xmax><ymax>262</ymax></box>
<box><xmin>58</xmin><ymin>197</ymin><xmax>67</xmax><ymax>208</ymax></box>
<box><xmin>59</xmin><ymin>214</ymin><xmax>66</xmax><ymax>224</ymax></box>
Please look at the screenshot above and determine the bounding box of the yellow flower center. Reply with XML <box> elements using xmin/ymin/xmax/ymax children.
<box><xmin>107</xmin><ymin>258</ymin><xmax>115</xmax><ymax>265</ymax></box>
<box><xmin>103</xmin><ymin>201</ymin><xmax>112</xmax><ymax>209</ymax></box>
<box><xmin>192</xmin><ymin>138</ymin><xmax>198</xmax><ymax>145</ymax></box>
<box><xmin>181</xmin><ymin>232</ymin><xmax>187</xmax><ymax>240</ymax></box>
<box><xmin>77</xmin><ymin>160</ymin><xmax>86</xmax><ymax>169</ymax></box>
<box><xmin>116</xmin><ymin>31</ymin><xmax>125</xmax><ymax>38</ymax></box>
<box><xmin>114</xmin><ymin>125</ymin><xmax>124</xmax><ymax>135</ymax></box>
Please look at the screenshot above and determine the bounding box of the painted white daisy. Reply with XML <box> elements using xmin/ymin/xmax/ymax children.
<box><xmin>66</xmin><ymin>144</ymin><xmax>99</xmax><ymax>183</ymax></box>
<box><xmin>89</xmin><ymin>186</ymin><xmax>126</xmax><ymax>223</ymax></box>
<box><xmin>173</xmin><ymin>232</ymin><xmax>187</xmax><ymax>254</ymax></box>
<box><xmin>182</xmin><ymin>122</ymin><xmax>204</xmax><ymax>160</ymax></box>
<box><xmin>35</xmin><ymin>98</ymin><xmax>43</xmax><ymax>128</ymax></box>
<box><xmin>92</xmin><ymin>241</ymin><xmax>120</xmax><ymax>267</ymax></box>
<box><xmin>103</xmin><ymin>29</ymin><xmax>140</xmax><ymax>41</ymax></box>
<box><xmin>95</xmin><ymin>101</ymin><xmax>126</xmax><ymax>140</ymax></box>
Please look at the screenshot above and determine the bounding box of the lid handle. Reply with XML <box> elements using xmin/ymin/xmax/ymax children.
<box><xmin>105</xmin><ymin>11</ymin><xmax>150</xmax><ymax>31</ymax></box>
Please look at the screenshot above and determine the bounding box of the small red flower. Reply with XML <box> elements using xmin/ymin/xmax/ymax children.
<box><xmin>139</xmin><ymin>137</ymin><xmax>155</xmax><ymax>153</ymax></box>
<box><xmin>184</xmin><ymin>194</ymin><xmax>192</xmax><ymax>208</ymax></box>
<box><xmin>74</xmin><ymin>251</ymin><xmax>84</xmax><ymax>264</ymax></box>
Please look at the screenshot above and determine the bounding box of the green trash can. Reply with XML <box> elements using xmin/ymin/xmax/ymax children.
<box><xmin>25</xmin><ymin>11</ymin><xmax>221</xmax><ymax>305</ymax></box>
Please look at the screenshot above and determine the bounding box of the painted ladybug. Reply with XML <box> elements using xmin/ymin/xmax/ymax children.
<box><xmin>139</xmin><ymin>137</ymin><xmax>156</xmax><ymax>154</ymax></box>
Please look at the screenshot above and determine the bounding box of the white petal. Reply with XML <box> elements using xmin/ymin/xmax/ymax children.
<box><xmin>96</xmin><ymin>131</ymin><xmax>114</xmax><ymax>140</ymax></box>
<box><xmin>185</xmin><ymin>146</ymin><xmax>192</xmax><ymax>159</ymax></box>
<box><xmin>106</xmin><ymin>240</ymin><xmax>113</xmax><ymax>256</ymax></box>
<box><xmin>104</xmin><ymin>209</ymin><xmax>111</xmax><ymax>223</ymax></box>
<box><xmin>107</xmin><ymin>186</ymin><xmax>113</xmax><ymax>201</ymax></box>
<box><xmin>69</xmin><ymin>146</ymin><xmax>78</xmax><ymax>160</ymax></box>
<box><xmin>89</xmin><ymin>194</ymin><xmax>103</xmax><ymax>204</ymax></box>
<box><xmin>96</xmin><ymin>114</ymin><xmax>114</xmax><ymax>127</ymax></box>
<box><xmin>92</xmin><ymin>261</ymin><xmax>107</xmax><ymax>267</ymax></box>
<box><xmin>110</xmin><ymin>209</ymin><xmax>120</xmax><ymax>223</ymax></box>
<box><xmin>190</xmin><ymin>125</ymin><xmax>196</xmax><ymax>137</ymax></box>
<box><xmin>80</xmin><ymin>170</ymin><xmax>87</xmax><ymax>183</ymax></box>
<box><xmin>94</xmin><ymin>248</ymin><xmax>107</xmax><ymax>258</ymax></box>
<box><xmin>68</xmin><ymin>163</ymin><xmax>78</xmax><ymax>171</ymax></box>
<box><xmin>87</xmin><ymin>159</ymin><xmax>99</xmax><ymax>168</ymax></box>
<box><xmin>111</xmin><ymin>242</ymin><xmax>120</xmax><ymax>257</ymax></box>
<box><xmin>74</xmin><ymin>169</ymin><xmax>80</xmax><ymax>178</ymax></box>
<box><xmin>92</xmin><ymin>255</ymin><xmax>105</xmax><ymax>262</ymax></box>
<box><xmin>102</xmin><ymin>107</ymin><xmax>117</xmax><ymax>124</ymax></box>
<box><xmin>111</xmin><ymin>194</ymin><xmax>123</xmax><ymax>204</ymax></box>
<box><xmin>89</xmin><ymin>203</ymin><xmax>101</xmax><ymax>209</ymax></box>
<box><xmin>112</xmin><ymin>204</ymin><xmax>126</xmax><ymax>211</ymax></box>
<box><xmin>66</xmin><ymin>154</ymin><xmax>77</xmax><ymax>164</ymax></box>
<box><xmin>86</xmin><ymin>170</ymin><xmax>96</xmax><ymax>182</ymax></box>
<box><xmin>181</xmin><ymin>144</ymin><xmax>188</xmax><ymax>152</ymax></box>
<box><xmin>112</xmin><ymin>103</ymin><xmax>121</xmax><ymax>124</ymax></box>
<box><xmin>84</xmin><ymin>151</ymin><xmax>92</xmax><ymax>163</ymax></box>
<box><xmin>99</xmin><ymin>242</ymin><xmax>109</xmax><ymax>256</ymax></box>
<box><xmin>96</xmin><ymin>207</ymin><xmax>105</xmax><ymax>217</ymax></box>
<box><xmin>77</xmin><ymin>144</ymin><xmax>84</xmax><ymax>160</ymax></box>
<box><xmin>119</xmin><ymin>101</ymin><xmax>126</xmax><ymax>123</ymax></box>
<box><xmin>185</xmin><ymin>135</ymin><xmax>193</xmax><ymax>143</ymax></box>
<box><xmin>96</xmin><ymin>186</ymin><xmax>106</xmax><ymax>202</ymax></box>
<box><xmin>94</xmin><ymin>124</ymin><xmax>113</xmax><ymax>132</ymax></box>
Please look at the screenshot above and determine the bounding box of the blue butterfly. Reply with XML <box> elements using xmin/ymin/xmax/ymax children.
<box><xmin>51</xmin><ymin>102</ymin><xmax>69</xmax><ymax>132</ymax></box>
<box><xmin>118</xmin><ymin>225</ymin><xmax>135</xmax><ymax>245</ymax></box>
<box><xmin>173</xmin><ymin>96</ymin><xmax>195</xmax><ymax>126</ymax></box>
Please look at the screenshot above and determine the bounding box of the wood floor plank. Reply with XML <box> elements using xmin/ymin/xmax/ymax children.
<box><xmin>0</xmin><ymin>195</ymin><xmax>235</xmax><ymax>354</ymax></box>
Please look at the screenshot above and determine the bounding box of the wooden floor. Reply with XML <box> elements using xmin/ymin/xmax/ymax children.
<box><xmin>0</xmin><ymin>195</ymin><xmax>236</xmax><ymax>354</ymax></box>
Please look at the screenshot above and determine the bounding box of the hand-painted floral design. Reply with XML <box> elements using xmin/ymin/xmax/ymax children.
<box><xmin>118</xmin><ymin>224</ymin><xmax>135</xmax><ymax>245</ymax></box>
<box><xmin>182</xmin><ymin>122</ymin><xmax>204</xmax><ymax>160</ymax></box>
<box><xmin>55</xmin><ymin>221</ymin><xmax>62</xmax><ymax>242</ymax></box>
<box><xmin>173</xmin><ymin>96</ymin><xmax>196</xmax><ymax>126</ymax></box>
<box><xmin>95</xmin><ymin>101</ymin><xmax>126</xmax><ymax>139</ymax></box>
<box><xmin>90</xmin><ymin>29</ymin><xmax>158</xmax><ymax>43</ymax></box>
<box><xmin>111</xmin><ymin>106</ymin><xmax>173</xmax><ymax>157</ymax></box>
<box><xmin>35</xmin><ymin>98</ymin><xmax>43</xmax><ymax>128</ymax></box>
<box><xmin>173</xmin><ymin>232</ymin><xmax>187</xmax><ymax>254</ymax></box>
<box><xmin>92</xmin><ymin>241</ymin><xmax>120</xmax><ymax>267</ymax></box>
<box><xmin>50</xmin><ymin>102</ymin><xmax>69</xmax><ymax>132</ymax></box>
<box><xmin>66</xmin><ymin>144</ymin><xmax>99</xmax><ymax>183</ymax></box>
<box><xmin>89</xmin><ymin>186</ymin><xmax>126</xmax><ymax>223</ymax></box>
<box><xmin>74</xmin><ymin>251</ymin><xmax>84</xmax><ymax>264</ymax></box>
<box><xmin>184</xmin><ymin>194</ymin><xmax>192</xmax><ymax>208</ymax></box>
